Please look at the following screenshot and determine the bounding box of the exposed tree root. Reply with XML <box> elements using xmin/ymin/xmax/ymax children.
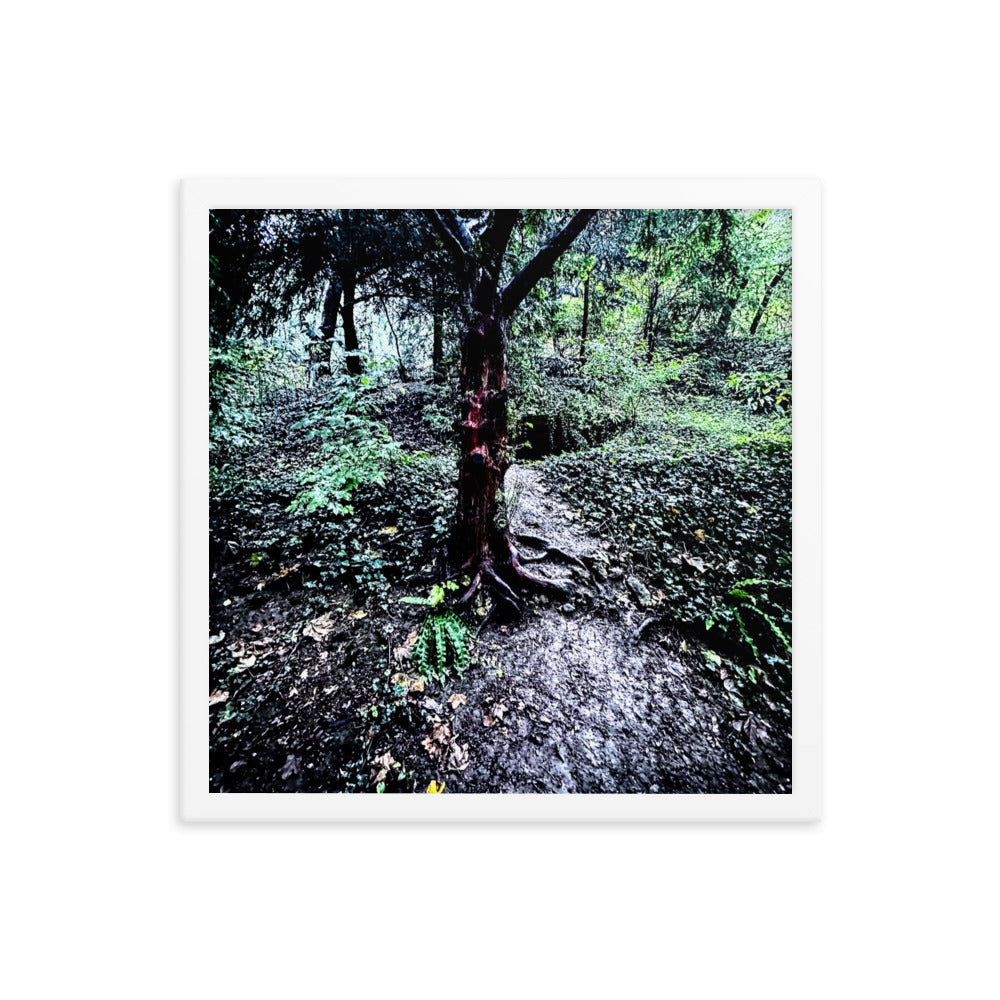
<box><xmin>451</xmin><ymin>535</ymin><xmax>581</xmax><ymax>619</ymax></box>
<box><xmin>513</xmin><ymin>533</ymin><xmax>592</xmax><ymax>577</ymax></box>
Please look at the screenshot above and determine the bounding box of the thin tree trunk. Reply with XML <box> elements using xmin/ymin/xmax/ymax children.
<box><xmin>714</xmin><ymin>275</ymin><xmax>749</xmax><ymax>339</ymax></box>
<box><xmin>316</xmin><ymin>278</ymin><xmax>342</xmax><ymax>379</ymax></box>
<box><xmin>431</xmin><ymin>274</ymin><xmax>444</xmax><ymax>382</ymax></box>
<box><xmin>341</xmin><ymin>272</ymin><xmax>361</xmax><ymax>376</ymax></box>
<box><xmin>379</xmin><ymin>294</ymin><xmax>408</xmax><ymax>380</ymax></box>
<box><xmin>749</xmin><ymin>263</ymin><xmax>790</xmax><ymax>337</ymax></box>
<box><xmin>579</xmin><ymin>275</ymin><xmax>589</xmax><ymax>361</ymax></box>
<box><xmin>644</xmin><ymin>282</ymin><xmax>660</xmax><ymax>361</ymax></box>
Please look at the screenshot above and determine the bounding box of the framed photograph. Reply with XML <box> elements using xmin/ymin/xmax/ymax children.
<box><xmin>181</xmin><ymin>178</ymin><xmax>820</xmax><ymax>821</ymax></box>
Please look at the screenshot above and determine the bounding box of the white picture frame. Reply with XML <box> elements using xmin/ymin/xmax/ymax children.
<box><xmin>181</xmin><ymin>178</ymin><xmax>821</xmax><ymax>822</ymax></box>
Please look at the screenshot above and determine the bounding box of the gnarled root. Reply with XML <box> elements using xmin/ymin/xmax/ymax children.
<box><xmin>513</xmin><ymin>534</ymin><xmax>592</xmax><ymax>578</ymax></box>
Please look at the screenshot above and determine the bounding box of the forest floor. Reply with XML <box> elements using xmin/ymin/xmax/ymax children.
<box><xmin>209</xmin><ymin>380</ymin><xmax>791</xmax><ymax>794</ymax></box>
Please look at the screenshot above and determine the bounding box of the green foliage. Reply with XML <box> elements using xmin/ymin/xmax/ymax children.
<box><xmin>287</xmin><ymin>376</ymin><xmax>399</xmax><ymax>515</ymax></box>
<box><xmin>400</xmin><ymin>580</ymin><xmax>458</xmax><ymax>607</ymax></box>
<box><xmin>726</xmin><ymin>370</ymin><xmax>791</xmax><ymax>415</ymax></box>
<box><xmin>408</xmin><ymin>602</ymin><xmax>472</xmax><ymax>683</ymax></box>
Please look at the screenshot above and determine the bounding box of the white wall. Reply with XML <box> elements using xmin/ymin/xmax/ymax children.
<box><xmin>3</xmin><ymin>3</ymin><xmax>994</xmax><ymax>998</ymax></box>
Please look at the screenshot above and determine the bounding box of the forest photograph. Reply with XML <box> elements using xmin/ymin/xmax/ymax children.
<box><xmin>208</xmin><ymin>207</ymin><xmax>794</xmax><ymax>795</ymax></box>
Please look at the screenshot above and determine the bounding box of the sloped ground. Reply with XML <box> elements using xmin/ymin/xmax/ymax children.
<box><xmin>210</xmin><ymin>437</ymin><xmax>790</xmax><ymax>793</ymax></box>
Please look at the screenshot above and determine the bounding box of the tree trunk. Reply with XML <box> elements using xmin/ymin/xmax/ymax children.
<box><xmin>424</xmin><ymin>207</ymin><xmax>596</xmax><ymax>607</ymax></box>
<box><xmin>455</xmin><ymin>281</ymin><xmax>509</xmax><ymax>573</ymax></box>
<box><xmin>579</xmin><ymin>275</ymin><xmax>589</xmax><ymax>361</ymax></box>
<box><xmin>749</xmin><ymin>263</ymin><xmax>790</xmax><ymax>337</ymax></box>
<box><xmin>644</xmin><ymin>282</ymin><xmax>660</xmax><ymax>361</ymax></box>
<box><xmin>713</xmin><ymin>274</ymin><xmax>749</xmax><ymax>340</ymax></box>
<box><xmin>431</xmin><ymin>274</ymin><xmax>444</xmax><ymax>382</ymax></box>
<box><xmin>340</xmin><ymin>272</ymin><xmax>361</xmax><ymax>376</ymax></box>
<box><xmin>315</xmin><ymin>278</ymin><xmax>342</xmax><ymax>379</ymax></box>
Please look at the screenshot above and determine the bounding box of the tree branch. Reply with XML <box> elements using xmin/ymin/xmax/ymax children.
<box><xmin>424</xmin><ymin>210</ymin><xmax>471</xmax><ymax>264</ymax></box>
<box><xmin>500</xmin><ymin>210</ymin><xmax>597</xmax><ymax>317</ymax></box>
<box><xmin>480</xmin><ymin>210</ymin><xmax>519</xmax><ymax>283</ymax></box>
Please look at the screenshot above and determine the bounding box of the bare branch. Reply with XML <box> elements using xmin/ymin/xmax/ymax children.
<box><xmin>500</xmin><ymin>210</ymin><xmax>597</xmax><ymax>317</ymax></box>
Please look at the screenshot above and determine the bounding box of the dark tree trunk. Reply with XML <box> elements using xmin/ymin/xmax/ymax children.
<box><xmin>713</xmin><ymin>274</ymin><xmax>749</xmax><ymax>340</ymax></box>
<box><xmin>316</xmin><ymin>278</ymin><xmax>342</xmax><ymax>378</ymax></box>
<box><xmin>431</xmin><ymin>274</ymin><xmax>444</xmax><ymax>382</ymax></box>
<box><xmin>579</xmin><ymin>275</ymin><xmax>590</xmax><ymax>361</ymax></box>
<box><xmin>455</xmin><ymin>282</ymin><xmax>509</xmax><ymax>573</ymax></box>
<box><xmin>749</xmin><ymin>263</ymin><xmax>790</xmax><ymax>337</ymax></box>
<box><xmin>425</xmin><ymin>208</ymin><xmax>596</xmax><ymax>607</ymax></box>
<box><xmin>644</xmin><ymin>282</ymin><xmax>660</xmax><ymax>361</ymax></box>
<box><xmin>340</xmin><ymin>273</ymin><xmax>361</xmax><ymax>376</ymax></box>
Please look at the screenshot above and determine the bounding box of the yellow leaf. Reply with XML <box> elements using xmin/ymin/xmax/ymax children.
<box><xmin>351</xmin><ymin>610</ymin><xmax>367</xmax><ymax>620</ymax></box>
<box><xmin>381</xmin><ymin>526</ymin><xmax>398</xmax><ymax>535</ymax></box>
<box><xmin>694</xmin><ymin>529</ymin><xmax>706</xmax><ymax>542</ymax></box>
<box><xmin>426</xmin><ymin>780</ymin><xmax>444</xmax><ymax>793</ymax></box>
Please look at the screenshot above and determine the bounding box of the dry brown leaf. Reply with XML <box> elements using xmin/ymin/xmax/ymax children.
<box><xmin>448</xmin><ymin>742</ymin><xmax>470</xmax><ymax>772</ymax></box>
<box><xmin>209</xmin><ymin>689</ymin><xmax>229</xmax><ymax>706</ymax></box>
<box><xmin>448</xmin><ymin>693</ymin><xmax>467</xmax><ymax>709</ymax></box>
<box><xmin>371</xmin><ymin>751</ymin><xmax>396</xmax><ymax>783</ymax></box>
<box><xmin>303</xmin><ymin>611</ymin><xmax>336</xmax><ymax>642</ymax></box>
<box><xmin>393</xmin><ymin>627</ymin><xmax>419</xmax><ymax>663</ymax></box>
<box><xmin>410</xmin><ymin>676</ymin><xmax>425</xmax><ymax>693</ymax></box>
<box><xmin>694</xmin><ymin>529</ymin><xmax>707</xmax><ymax>543</ymax></box>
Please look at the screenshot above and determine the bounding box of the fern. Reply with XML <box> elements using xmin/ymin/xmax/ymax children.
<box><xmin>410</xmin><ymin>607</ymin><xmax>472</xmax><ymax>683</ymax></box>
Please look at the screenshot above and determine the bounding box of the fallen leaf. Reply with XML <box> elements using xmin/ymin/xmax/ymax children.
<box><xmin>381</xmin><ymin>526</ymin><xmax>398</xmax><ymax>535</ymax></box>
<box><xmin>208</xmin><ymin>632</ymin><xmax>226</xmax><ymax>645</ymax></box>
<box><xmin>371</xmin><ymin>751</ymin><xmax>396</xmax><ymax>784</ymax></box>
<box><xmin>303</xmin><ymin>611</ymin><xmax>336</xmax><ymax>642</ymax></box>
<box><xmin>448</xmin><ymin>742</ymin><xmax>470</xmax><ymax>772</ymax></box>
<box><xmin>300</xmin><ymin>668</ymin><xmax>309</xmax><ymax>680</ymax></box>
<box><xmin>410</xmin><ymin>677</ymin><xmax>425</xmax><ymax>692</ymax></box>
<box><xmin>351</xmin><ymin>610</ymin><xmax>367</xmax><ymax>620</ymax></box>
<box><xmin>280</xmin><ymin>754</ymin><xmax>301</xmax><ymax>779</ymax></box>
<box><xmin>426</xmin><ymin>780</ymin><xmax>445</xmax><ymax>793</ymax></box>
<box><xmin>694</xmin><ymin>529</ymin><xmax>707</xmax><ymax>542</ymax></box>
<box><xmin>681</xmin><ymin>553</ymin><xmax>712</xmax><ymax>574</ymax></box>
<box><xmin>448</xmin><ymin>693</ymin><xmax>467</xmax><ymax>709</ymax></box>
<box><xmin>393</xmin><ymin>627</ymin><xmax>419</xmax><ymax>662</ymax></box>
<box><xmin>209</xmin><ymin>689</ymin><xmax>228</xmax><ymax>706</ymax></box>
<box><xmin>223</xmin><ymin>599</ymin><xmax>232</xmax><ymax>607</ymax></box>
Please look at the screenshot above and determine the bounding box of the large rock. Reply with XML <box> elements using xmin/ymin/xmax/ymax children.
<box><xmin>626</xmin><ymin>576</ymin><xmax>655</xmax><ymax>607</ymax></box>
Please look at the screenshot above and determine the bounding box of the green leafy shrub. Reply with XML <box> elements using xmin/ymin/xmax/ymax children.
<box><xmin>726</xmin><ymin>370</ymin><xmax>791</xmax><ymax>415</ymax></box>
<box><xmin>287</xmin><ymin>375</ymin><xmax>399</xmax><ymax>515</ymax></box>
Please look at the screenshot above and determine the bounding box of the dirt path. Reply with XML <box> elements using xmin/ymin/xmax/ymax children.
<box><xmin>433</xmin><ymin>464</ymin><xmax>791</xmax><ymax>793</ymax></box>
<box><xmin>210</xmin><ymin>430</ymin><xmax>790</xmax><ymax>794</ymax></box>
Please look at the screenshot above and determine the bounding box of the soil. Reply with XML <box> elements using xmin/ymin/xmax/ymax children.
<box><xmin>210</xmin><ymin>428</ymin><xmax>791</xmax><ymax>794</ymax></box>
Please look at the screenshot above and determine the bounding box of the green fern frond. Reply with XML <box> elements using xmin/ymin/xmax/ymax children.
<box><xmin>410</xmin><ymin>606</ymin><xmax>473</xmax><ymax>683</ymax></box>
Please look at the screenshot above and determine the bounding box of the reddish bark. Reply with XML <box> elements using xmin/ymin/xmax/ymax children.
<box><xmin>427</xmin><ymin>209</ymin><xmax>596</xmax><ymax>605</ymax></box>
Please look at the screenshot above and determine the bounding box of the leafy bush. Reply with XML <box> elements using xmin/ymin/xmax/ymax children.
<box><xmin>287</xmin><ymin>375</ymin><xmax>399</xmax><ymax>515</ymax></box>
<box><xmin>726</xmin><ymin>370</ymin><xmax>791</xmax><ymax>415</ymax></box>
